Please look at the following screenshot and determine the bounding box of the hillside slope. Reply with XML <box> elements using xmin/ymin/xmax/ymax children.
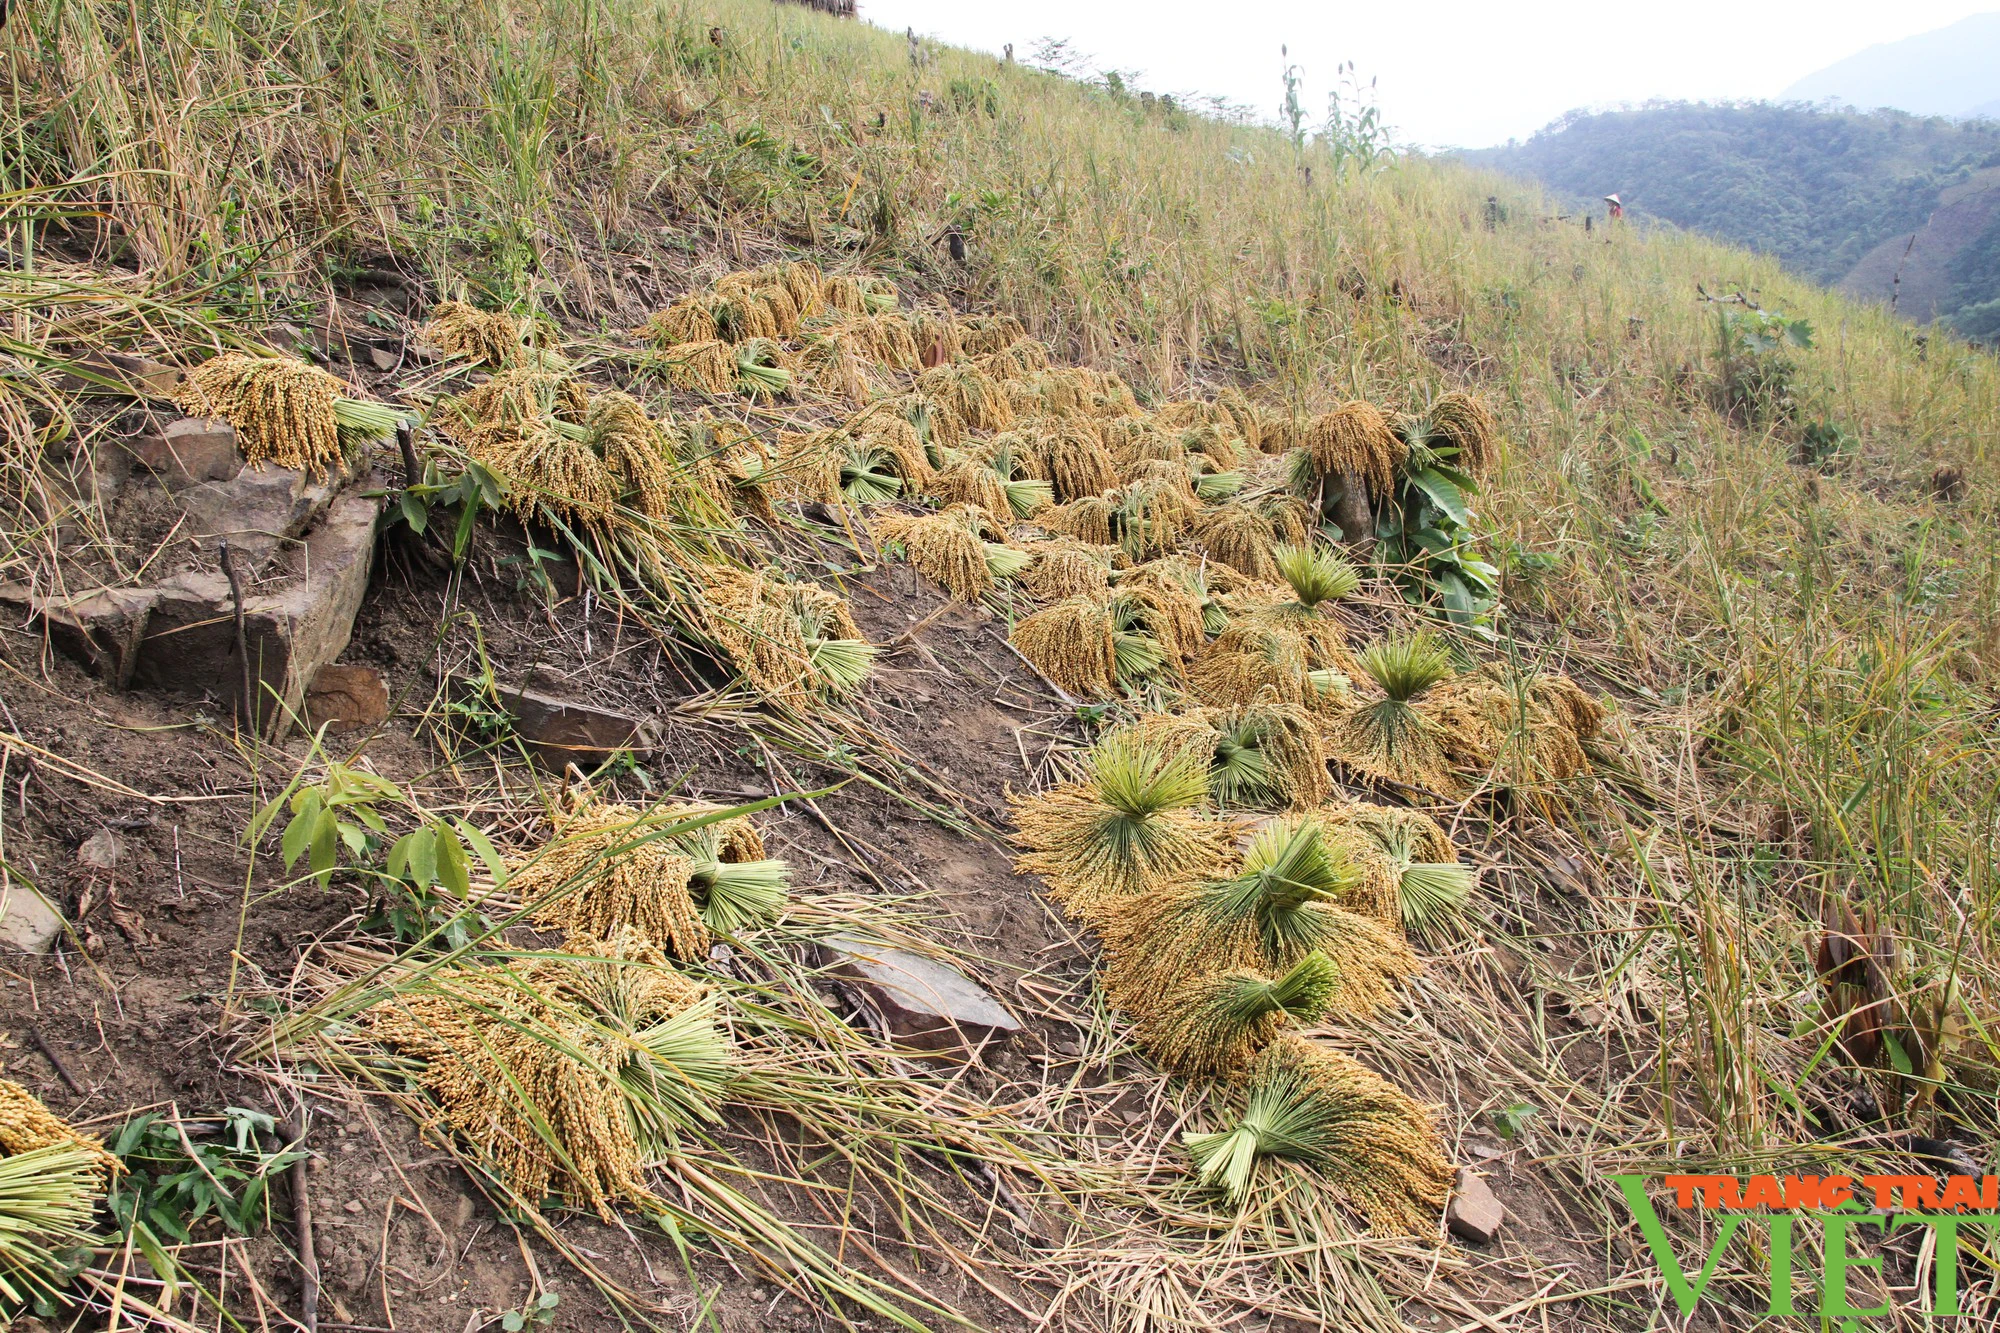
<box><xmin>5</xmin><ymin>3</ymin><xmax>2000</xmax><ymax>1332</ymax></box>
<box><xmin>1464</xmin><ymin>101</ymin><xmax>2000</xmax><ymax>331</ymax></box>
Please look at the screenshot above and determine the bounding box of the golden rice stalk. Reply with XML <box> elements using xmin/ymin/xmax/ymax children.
<box><xmin>1188</xmin><ymin>623</ymin><xmax>1347</xmax><ymax>714</ymax></box>
<box><xmin>511</xmin><ymin>802</ymin><xmax>712</xmax><ymax>961</ymax></box>
<box><xmin>1187</xmin><ymin>1037</ymin><xmax>1451</xmax><ymax>1236</ymax></box>
<box><xmin>1100</xmin><ymin>818</ymin><xmax>1418</xmax><ymax>1021</ymax></box>
<box><xmin>1255</xmin><ymin>490</ymin><xmax>1315</xmax><ymax>545</ymax></box>
<box><xmin>1037</xmin><ymin>421</ymin><xmax>1120</xmax><ymax>500</ymax></box>
<box><xmin>1243</xmin><ymin>599</ymin><xmax>1361</xmax><ymax>677</ymax></box>
<box><xmin>638</xmin><ymin>297</ymin><xmax>721</xmax><ymax>348</ymax></box>
<box><xmin>1019</xmin><ymin>539</ymin><xmax>1115</xmax><ymax>600</ymax></box>
<box><xmin>1134</xmin><ymin>953</ymin><xmax>1339</xmax><ymax>1079</ymax></box>
<box><xmin>1176</xmin><ymin>421</ymin><xmax>1242</xmax><ymax>469</ymax></box>
<box><xmin>171</xmin><ymin>351</ymin><xmax>343</xmax><ymax>476</ymax></box>
<box><xmin>1112</xmin><ymin>476</ymin><xmax>1202</xmax><ymax>558</ymax></box>
<box><xmin>1103</xmin><ymin>416</ymin><xmax>1168</xmax><ymax>461</ymax></box>
<box><xmin>448</xmin><ymin>362</ymin><xmax>590</xmax><ymax>441</ymax></box>
<box><xmin>702</xmin><ymin>568</ymin><xmax>871</xmax><ymax>701</ymax></box>
<box><xmin>1080</xmin><ymin>367</ymin><xmax>1143</xmax><ymax>418</ymax></box>
<box><xmin>1313</xmin><ymin>800</ymin><xmax>1457</xmax><ymax>865</ymax></box>
<box><xmin>1198</xmin><ymin>503</ymin><xmax>1281</xmax><ymax>581</ymax></box>
<box><xmin>918</xmin><ymin>362</ymin><xmax>1014</xmax><ymax>431</ymax></box>
<box><xmin>1009</xmin><ymin>594</ymin><xmax>1119</xmax><ymax>697</ymax></box>
<box><xmin>659</xmin><ymin>339</ymin><xmax>737</xmax><ymax>395</ymax></box>
<box><xmin>910</xmin><ymin>309</ymin><xmax>964</xmax><ymax>363</ymax></box>
<box><xmin>849</xmin><ymin>413</ymin><xmax>934</xmax><ymax>489</ymax></box>
<box><xmin>420</xmin><ymin>300</ymin><xmax>527</xmax><ymax>366</ymax></box>
<box><xmin>1008</xmin><ymin>732</ymin><xmax>1238</xmax><ymax>920</ymax></box>
<box><xmin>475</xmin><ymin>420</ymin><xmax>620</xmax><ymax>522</ymax></box>
<box><xmin>928</xmin><ymin>454</ymin><xmax>1013</xmax><ymax>515</ymax></box>
<box><xmin>1152</xmin><ymin>400</ymin><xmax>1229</xmax><ymax>432</ymax></box>
<box><xmin>1037</xmin><ymin>496</ymin><xmax>1117</xmax><ymax>546</ymax></box>
<box><xmin>1120</xmin><ymin>698</ymin><xmax>1329</xmax><ymax>811</ymax></box>
<box><xmin>1257</xmin><ymin>407</ymin><xmax>1300</xmax><ymax>456</ymax></box>
<box><xmin>1215</xmin><ymin>387</ymin><xmax>1264</xmax><ymax>453</ymax></box>
<box><xmin>820</xmin><ymin>273</ymin><xmax>868</xmax><ymax>315</ymax></box>
<box><xmin>957</xmin><ymin>313</ymin><xmax>1027</xmax><ymax>356</ymax></box>
<box><xmin>973</xmin><ymin>338</ymin><xmax>1052</xmax><ymax>379</ymax></box>
<box><xmin>1420</xmin><ymin>664</ymin><xmax>1603</xmax><ymax>789</ymax></box>
<box><xmin>0</xmin><ymin>1079</ymin><xmax>117</xmax><ymax>1182</ymax></box>
<box><xmin>360</xmin><ymin>936</ymin><xmax>712</xmax><ymax>1221</ymax></box>
<box><xmin>1425</xmin><ymin>391</ymin><xmax>1501</xmax><ymax>475</ymax></box>
<box><xmin>1303</xmin><ymin>401</ymin><xmax>1401</xmax><ymax>498</ymax></box>
<box><xmin>875</xmin><ymin>510</ymin><xmax>992</xmax><ymax>602</ymax></box>
<box><xmin>586</xmin><ymin>391</ymin><xmax>676</xmax><ymax>519</ymax></box>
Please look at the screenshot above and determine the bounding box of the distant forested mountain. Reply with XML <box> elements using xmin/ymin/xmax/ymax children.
<box><xmin>1461</xmin><ymin>103</ymin><xmax>2000</xmax><ymax>337</ymax></box>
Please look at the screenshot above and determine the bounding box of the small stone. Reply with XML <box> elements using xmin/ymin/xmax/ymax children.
<box><xmin>77</xmin><ymin>829</ymin><xmax>126</xmax><ymax>871</ymax></box>
<box><xmin>0</xmin><ymin>885</ymin><xmax>65</xmax><ymax>953</ymax></box>
<box><xmin>1575</xmin><ymin>1004</ymin><xmax>1608</xmax><ymax>1029</ymax></box>
<box><xmin>306</xmin><ymin>663</ymin><xmax>390</xmax><ymax>734</ymax></box>
<box><xmin>818</xmin><ymin>935</ymin><xmax>1023</xmax><ymax>1056</ymax></box>
<box><xmin>368</xmin><ymin>345</ymin><xmax>400</xmax><ymax>372</ymax></box>
<box><xmin>343</xmin><ymin>1199</ymin><xmax>364</xmax><ymax>1215</ymax></box>
<box><xmin>504</xmin><ymin>687</ymin><xmax>659</xmax><ymax>768</ymax></box>
<box><xmin>1447</xmin><ymin>1167</ymin><xmax>1506</xmax><ymax>1245</ymax></box>
<box><xmin>133</xmin><ymin>418</ymin><xmax>243</xmax><ymax>485</ymax></box>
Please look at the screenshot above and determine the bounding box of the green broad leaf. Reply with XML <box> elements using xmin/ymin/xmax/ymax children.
<box><xmin>457</xmin><ymin>820</ymin><xmax>509</xmax><ymax>885</ymax></box>
<box><xmin>280</xmin><ymin>809</ymin><xmax>314</xmax><ymax>871</ymax></box>
<box><xmin>309</xmin><ymin>813</ymin><xmax>339</xmax><ymax>877</ymax></box>
<box><xmin>453</xmin><ymin>498</ymin><xmax>480</xmax><ymax>561</ymax></box>
<box><xmin>1430</xmin><ymin>462</ymin><xmax>1481</xmax><ymax>495</ymax></box>
<box><xmin>1883</xmin><ymin>1030</ymin><xmax>1914</xmax><ymax>1076</ymax></box>
<box><xmin>1408</xmin><ymin>524</ymin><xmax>1456</xmax><ymax>556</ymax></box>
<box><xmin>436</xmin><ymin>825</ymin><xmax>471</xmax><ymax>898</ymax></box>
<box><xmin>1406</xmin><ymin>467</ymin><xmax>1470</xmax><ymax>525</ymax></box>
<box><xmin>400</xmin><ymin>492</ymin><xmax>429</xmax><ymax>534</ymax></box>
<box><xmin>338</xmin><ymin>822</ymin><xmax>369</xmax><ymax>859</ymax></box>
<box><xmin>404</xmin><ymin>827</ymin><xmax>438</xmax><ymax>888</ymax></box>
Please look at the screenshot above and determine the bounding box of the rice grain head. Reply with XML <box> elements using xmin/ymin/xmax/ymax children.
<box><xmin>1019</xmin><ymin>539</ymin><xmax>1116</xmax><ymax>601</ymax></box>
<box><xmin>1135</xmin><ymin>952</ymin><xmax>1339</xmax><ymax>1079</ymax></box>
<box><xmin>1009</xmin><ymin>731</ymin><xmax>1238</xmax><ymax>920</ymax></box>
<box><xmin>1302</xmin><ymin>401</ymin><xmax>1401</xmax><ymax>498</ymax></box>
<box><xmin>875</xmin><ymin>510</ymin><xmax>993</xmax><ymax>602</ymax></box>
<box><xmin>421</xmin><ymin>300</ymin><xmax>528</xmax><ymax>366</ymax></box>
<box><xmin>1183</xmin><ymin>1036</ymin><xmax>1451</xmax><ymax>1236</ymax></box>
<box><xmin>172</xmin><ymin>352</ymin><xmax>344</xmax><ymax>476</ymax></box>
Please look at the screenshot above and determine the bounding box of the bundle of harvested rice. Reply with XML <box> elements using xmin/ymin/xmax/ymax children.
<box><xmin>956</xmin><ymin>312</ymin><xmax>1027</xmax><ymax>356</ymax></box>
<box><xmin>1272</xmin><ymin>543</ymin><xmax>1360</xmax><ymax>614</ymax></box>
<box><xmin>1123</xmin><ymin>699</ymin><xmax>1330</xmax><ymax>810</ymax></box>
<box><xmin>1036</xmin><ymin>496</ymin><xmax>1117</xmax><ymax>546</ymax></box>
<box><xmin>794</xmin><ymin>331</ymin><xmax>877</xmax><ymax>405</ymax></box>
<box><xmin>1323</xmin><ymin>634</ymin><xmax>1457</xmax><ymax>791</ymax></box>
<box><xmin>1134</xmin><ymin>953</ymin><xmax>1338</xmax><ymax>1078</ymax></box>
<box><xmin>1019</xmin><ymin>539</ymin><xmax>1115</xmax><ymax>601</ymax></box>
<box><xmin>360</xmin><ymin>935</ymin><xmax>723</xmax><ymax>1220</ymax></box>
<box><xmin>821</xmin><ymin>274</ymin><xmax>898</xmax><ymax>316</ymax></box>
<box><xmin>1415</xmin><ymin>390</ymin><xmax>1500</xmax><ymax>475</ymax></box>
<box><xmin>1252</xmin><ymin>489</ymin><xmax>1315</xmax><ymax>545</ymax></box>
<box><xmin>511</xmin><ymin>798</ymin><xmax>712</xmax><ymax>960</ymax></box>
<box><xmin>875</xmin><ymin>508</ymin><xmax>994</xmax><ymax>602</ymax></box>
<box><xmin>1111</xmin><ymin>562</ymin><xmax>1212</xmax><ymax>667</ymax></box>
<box><xmin>420</xmin><ymin>300</ymin><xmax>529</xmax><ymax>366</ymax></box>
<box><xmin>1188</xmin><ymin>623</ymin><xmax>1340</xmax><ymax>713</ymax></box>
<box><xmin>817</xmin><ymin>314</ymin><xmax>921</xmax><ymax>371</ymax></box>
<box><xmin>1198</xmin><ymin>503</ymin><xmax>1281</xmax><ymax>581</ymax></box>
<box><xmin>1175</xmin><ymin>421</ymin><xmax>1243</xmax><ymax>470</ymax></box>
<box><xmin>478</xmin><ymin>422</ymin><xmax>620</xmax><ymax>522</ymax></box>
<box><xmin>1421</xmin><ymin>662</ymin><xmax>1605</xmax><ymax>789</ymax></box>
<box><xmin>734</xmin><ymin>338</ymin><xmax>793</xmax><ymax>399</ymax></box>
<box><xmin>703</xmin><ymin>568</ymin><xmax>875</xmax><ymax>700</ymax></box>
<box><xmin>638</xmin><ymin>298</ymin><xmax>721</xmax><ymax>349</ymax></box>
<box><xmin>917</xmin><ymin>362</ymin><xmax>1013</xmax><ymax>431</ymax></box>
<box><xmin>1103</xmin><ymin>415</ymin><xmax>1170</xmax><ymax>461</ymax></box>
<box><xmin>927</xmin><ymin>453</ymin><xmax>1014</xmax><ymax>516</ymax></box>
<box><xmin>710</xmin><ymin>279</ymin><xmax>798</xmax><ymax>341</ymax></box>
<box><xmin>171</xmin><ymin>352</ymin><xmax>352</xmax><ymax>476</ymax></box>
<box><xmin>1009</xmin><ymin>731</ymin><xmax>1238</xmax><ymax>920</ymax></box>
<box><xmin>1214</xmin><ymin>387</ymin><xmax>1264</xmax><ymax>453</ymax></box>
<box><xmin>657</xmin><ymin>339</ymin><xmax>738</xmax><ymax>395</ymax></box>
<box><xmin>848</xmin><ymin>413</ymin><xmax>934</xmax><ymax>487</ymax></box>
<box><xmin>1033</xmin><ymin>420</ymin><xmax>1120</xmax><ymax>501</ymax></box>
<box><xmin>1009</xmin><ymin>594</ymin><xmax>1118</xmax><ymax>696</ymax></box>
<box><xmin>650</xmin><ymin>799</ymin><xmax>790</xmax><ymax>934</ymax></box>
<box><xmin>973</xmin><ymin>338</ymin><xmax>1051</xmax><ymax>379</ymax></box>
<box><xmin>586</xmin><ymin>392</ymin><xmax>679</xmax><ymax>520</ymax></box>
<box><xmin>1184</xmin><ymin>1037</ymin><xmax>1451</xmax><ymax>1235</ymax></box>
<box><xmin>1100</xmin><ymin>818</ymin><xmax>1418</xmax><ymax>1021</ymax></box>
<box><xmin>1112</xmin><ymin>476</ymin><xmax>1204</xmax><ymax>558</ymax></box>
<box><xmin>0</xmin><ymin>1079</ymin><xmax>116</xmax><ymax>1311</ymax></box>
<box><xmin>1302</xmin><ymin>401</ymin><xmax>1401</xmax><ymax>498</ymax></box>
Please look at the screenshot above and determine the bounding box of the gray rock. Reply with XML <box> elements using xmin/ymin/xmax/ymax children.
<box><xmin>31</xmin><ymin>586</ymin><xmax>159</xmax><ymax>687</ymax></box>
<box><xmin>133</xmin><ymin>418</ymin><xmax>243</xmax><ymax>485</ymax></box>
<box><xmin>168</xmin><ymin>460</ymin><xmax>345</xmax><ymax>576</ymax></box>
<box><xmin>818</xmin><ymin>935</ymin><xmax>1023</xmax><ymax>1056</ymax></box>
<box><xmin>133</xmin><ymin>488</ymin><xmax>383</xmax><ymax>734</ymax></box>
<box><xmin>502</xmin><ymin>687</ymin><xmax>659</xmax><ymax>768</ymax></box>
<box><xmin>1447</xmin><ymin>1167</ymin><xmax>1506</xmax><ymax>1245</ymax></box>
<box><xmin>0</xmin><ymin>885</ymin><xmax>66</xmax><ymax>953</ymax></box>
<box><xmin>77</xmin><ymin>828</ymin><xmax>127</xmax><ymax>872</ymax></box>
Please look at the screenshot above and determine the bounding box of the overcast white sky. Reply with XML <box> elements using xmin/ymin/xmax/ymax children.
<box><xmin>859</xmin><ymin>2</ymin><xmax>1998</xmax><ymax>149</ymax></box>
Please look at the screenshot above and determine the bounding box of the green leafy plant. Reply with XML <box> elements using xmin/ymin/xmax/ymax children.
<box><xmin>1380</xmin><ymin>418</ymin><xmax>1498</xmax><ymax>624</ymax></box>
<box><xmin>255</xmin><ymin>759</ymin><xmax>404</xmax><ymax>884</ymax></box>
<box><xmin>500</xmin><ymin>1291</ymin><xmax>562</xmax><ymax>1330</ymax></box>
<box><xmin>108</xmin><ymin>1110</ymin><xmax>303</xmax><ymax>1246</ymax></box>
<box><xmin>396</xmin><ymin>456</ymin><xmax>508</xmax><ymax>562</ymax></box>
